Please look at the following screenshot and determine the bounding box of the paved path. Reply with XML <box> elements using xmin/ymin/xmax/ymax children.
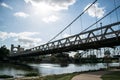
<box><xmin>71</xmin><ymin>71</ymin><xmax>110</xmax><ymax>80</ymax></box>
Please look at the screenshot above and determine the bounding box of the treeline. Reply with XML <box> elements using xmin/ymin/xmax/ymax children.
<box><xmin>0</xmin><ymin>45</ymin><xmax>10</xmax><ymax>61</ymax></box>
<box><xmin>19</xmin><ymin>50</ymin><xmax>113</xmax><ymax>64</ymax></box>
<box><xmin>1</xmin><ymin>45</ymin><xmax>114</xmax><ymax>64</ymax></box>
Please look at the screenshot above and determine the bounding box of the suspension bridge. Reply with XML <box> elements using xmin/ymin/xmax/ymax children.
<box><xmin>8</xmin><ymin>0</ymin><xmax>120</xmax><ymax>58</ymax></box>
<box><xmin>9</xmin><ymin>21</ymin><xmax>120</xmax><ymax>57</ymax></box>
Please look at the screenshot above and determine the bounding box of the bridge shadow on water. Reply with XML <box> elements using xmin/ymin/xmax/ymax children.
<box><xmin>0</xmin><ymin>62</ymin><xmax>36</xmax><ymax>71</ymax></box>
<box><xmin>0</xmin><ymin>62</ymin><xmax>39</xmax><ymax>77</ymax></box>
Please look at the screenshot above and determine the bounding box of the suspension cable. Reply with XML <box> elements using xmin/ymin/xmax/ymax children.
<box><xmin>80</xmin><ymin>16</ymin><xmax>83</xmax><ymax>32</ymax></box>
<box><xmin>47</xmin><ymin>0</ymin><xmax>97</xmax><ymax>43</ymax></box>
<box><xmin>114</xmin><ymin>0</ymin><xmax>119</xmax><ymax>22</ymax></box>
<box><xmin>70</xmin><ymin>25</ymin><xmax>71</xmax><ymax>35</ymax></box>
<box><xmin>94</xmin><ymin>3</ymin><xmax>98</xmax><ymax>28</ymax></box>
<box><xmin>109</xmin><ymin>13</ymin><xmax>112</xmax><ymax>23</ymax></box>
<box><xmin>81</xmin><ymin>4</ymin><xmax>120</xmax><ymax>33</ymax></box>
<box><xmin>47</xmin><ymin>0</ymin><xmax>120</xmax><ymax>43</ymax></box>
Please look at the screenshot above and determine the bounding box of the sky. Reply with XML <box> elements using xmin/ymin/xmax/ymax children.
<box><xmin>0</xmin><ymin>0</ymin><xmax>120</xmax><ymax>50</ymax></box>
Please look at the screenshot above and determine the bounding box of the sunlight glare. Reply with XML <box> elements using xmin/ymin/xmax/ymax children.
<box><xmin>32</xmin><ymin>2</ymin><xmax>52</xmax><ymax>15</ymax></box>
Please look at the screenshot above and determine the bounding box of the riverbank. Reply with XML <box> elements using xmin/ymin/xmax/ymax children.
<box><xmin>6</xmin><ymin>69</ymin><xmax>106</xmax><ymax>80</ymax></box>
<box><xmin>101</xmin><ymin>69</ymin><xmax>120</xmax><ymax>80</ymax></box>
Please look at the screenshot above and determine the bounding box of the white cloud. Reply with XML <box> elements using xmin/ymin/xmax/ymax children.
<box><xmin>17</xmin><ymin>36</ymin><xmax>42</xmax><ymax>48</ymax></box>
<box><xmin>24</xmin><ymin>0</ymin><xmax>76</xmax><ymax>11</ymax></box>
<box><xmin>24</xmin><ymin>0</ymin><xmax>76</xmax><ymax>23</ymax></box>
<box><xmin>0</xmin><ymin>31</ymin><xmax>8</xmax><ymax>40</ymax></box>
<box><xmin>0</xmin><ymin>31</ymin><xmax>42</xmax><ymax>48</ymax></box>
<box><xmin>17</xmin><ymin>32</ymin><xmax>39</xmax><ymax>37</ymax></box>
<box><xmin>18</xmin><ymin>37</ymin><xmax>41</xmax><ymax>43</ymax></box>
<box><xmin>42</xmin><ymin>15</ymin><xmax>59</xmax><ymax>23</ymax></box>
<box><xmin>14</xmin><ymin>12</ymin><xmax>29</xmax><ymax>18</ymax></box>
<box><xmin>84</xmin><ymin>3</ymin><xmax>105</xmax><ymax>18</ymax></box>
<box><xmin>0</xmin><ymin>2</ymin><xmax>13</xmax><ymax>10</ymax></box>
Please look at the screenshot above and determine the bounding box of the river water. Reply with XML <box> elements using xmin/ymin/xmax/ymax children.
<box><xmin>0</xmin><ymin>63</ymin><xmax>119</xmax><ymax>77</ymax></box>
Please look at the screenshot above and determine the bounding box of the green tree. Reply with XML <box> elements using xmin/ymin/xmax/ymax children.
<box><xmin>50</xmin><ymin>53</ymin><xmax>70</xmax><ymax>63</ymax></box>
<box><xmin>0</xmin><ymin>45</ymin><xmax>10</xmax><ymax>60</ymax></box>
<box><xmin>87</xmin><ymin>54</ymin><xmax>98</xmax><ymax>63</ymax></box>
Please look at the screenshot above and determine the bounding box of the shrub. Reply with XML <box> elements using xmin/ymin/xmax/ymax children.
<box><xmin>24</xmin><ymin>72</ymin><xmax>39</xmax><ymax>77</ymax></box>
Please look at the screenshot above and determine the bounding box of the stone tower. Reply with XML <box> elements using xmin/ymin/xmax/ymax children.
<box><xmin>10</xmin><ymin>44</ymin><xmax>24</xmax><ymax>54</ymax></box>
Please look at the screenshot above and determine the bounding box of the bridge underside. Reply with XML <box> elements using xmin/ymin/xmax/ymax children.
<box><xmin>12</xmin><ymin>36</ymin><xmax>120</xmax><ymax>57</ymax></box>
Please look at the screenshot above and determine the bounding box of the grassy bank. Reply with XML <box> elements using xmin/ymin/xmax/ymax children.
<box><xmin>41</xmin><ymin>73</ymin><xmax>79</xmax><ymax>80</ymax></box>
<box><xmin>101</xmin><ymin>71</ymin><xmax>120</xmax><ymax>80</ymax></box>
<box><xmin>7</xmin><ymin>72</ymin><xmax>80</xmax><ymax>80</ymax></box>
<box><xmin>7</xmin><ymin>69</ymin><xmax>107</xmax><ymax>80</ymax></box>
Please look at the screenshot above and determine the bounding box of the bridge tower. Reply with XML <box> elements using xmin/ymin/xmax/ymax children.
<box><xmin>10</xmin><ymin>44</ymin><xmax>24</xmax><ymax>54</ymax></box>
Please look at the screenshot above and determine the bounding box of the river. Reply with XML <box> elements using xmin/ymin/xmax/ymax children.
<box><xmin>0</xmin><ymin>63</ymin><xmax>119</xmax><ymax>77</ymax></box>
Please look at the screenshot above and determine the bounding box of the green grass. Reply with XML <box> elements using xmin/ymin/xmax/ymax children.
<box><xmin>101</xmin><ymin>71</ymin><xmax>120</xmax><ymax>80</ymax></box>
<box><xmin>42</xmin><ymin>73</ymin><xmax>79</xmax><ymax>80</ymax></box>
<box><xmin>7</xmin><ymin>72</ymin><xmax>79</xmax><ymax>80</ymax></box>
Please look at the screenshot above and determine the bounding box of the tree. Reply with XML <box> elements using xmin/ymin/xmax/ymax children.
<box><xmin>87</xmin><ymin>54</ymin><xmax>98</xmax><ymax>63</ymax></box>
<box><xmin>50</xmin><ymin>53</ymin><xmax>70</xmax><ymax>63</ymax></box>
<box><xmin>0</xmin><ymin>45</ymin><xmax>10</xmax><ymax>60</ymax></box>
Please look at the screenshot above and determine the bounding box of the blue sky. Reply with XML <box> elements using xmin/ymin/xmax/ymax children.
<box><xmin>0</xmin><ymin>0</ymin><xmax>120</xmax><ymax>49</ymax></box>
